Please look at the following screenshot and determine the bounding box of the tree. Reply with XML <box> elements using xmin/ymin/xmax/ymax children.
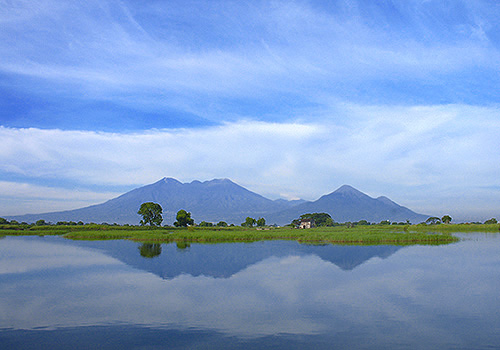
<box><xmin>293</xmin><ymin>213</ymin><xmax>334</xmax><ymax>227</ymax></box>
<box><xmin>242</xmin><ymin>217</ymin><xmax>256</xmax><ymax>227</ymax></box>
<box><xmin>484</xmin><ymin>218</ymin><xmax>497</xmax><ymax>224</ymax></box>
<box><xmin>137</xmin><ymin>202</ymin><xmax>163</xmax><ymax>226</ymax></box>
<box><xmin>256</xmin><ymin>217</ymin><xmax>266</xmax><ymax>227</ymax></box>
<box><xmin>426</xmin><ymin>217</ymin><xmax>441</xmax><ymax>225</ymax></box>
<box><xmin>216</xmin><ymin>221</ymin><xmax>228</xmax><ymax>227</ymax></box>
<box><xmin>198</xmin><ymin>221</ymin><xmax>213</xmax><ymax>227</ymax></box>
<box><xmin>441</xmin><ymin>215</ymin><xmax>452</xmax><ymax>224</ymax></box>
<box><xmin>174</xmin><ymin>209</ymin><xmax>194</xmax><ymax>227</ymax></box>
<box><xmin>35</xmin><ymin>219</ymin><xmax>47</xmax><ymax>226</ymax></box>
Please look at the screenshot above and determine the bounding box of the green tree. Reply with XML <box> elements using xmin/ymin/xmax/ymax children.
<box><xmin>198</xmin><ymin>221</ymin><xmax>213</xmax><ymax>227</ymax></box>
<box><xmin>35</xmin><ymin>219</ymin><xmax>47</xmax><ymax>226</ymax></box>
<box><xmin>174</xmin><ymin>209</ymin><xmax>194</xmax><ymax>227</ymax></box>
<box><xmin>426</xmin><ymin>217</ymin><xmax>441</xmax><ymax>225</ymax></box>
<box><xmin>299</xmin><ymin>213</ymin><xmax>334</xmax><ymax>227</ymax></box>
<box><xmin>216</xmin><ymin>221</ymin><xmax>228</xmax><ymax>227</ymax></box>
<box><xmin>484</xmin><ymin>218</ymin><xmax>497</xmax><ymax>224</ymax></box>
<box><xmin>256</xmin><ymin>217</ymin><xmax>266</xmax><ymax>227</ymax></box>
<box><xmin>242</xmin><ymin>217</ymin><xmax>256</xmax><ymax>227</ymax></box>
<box><xmin>137</xmin><ymin>202</ymin><xmax>163</xmax><ymax>226</ymax></box>
<box><xmin>0</xmin><ymin>218</ymin><xmax>8</xmax><ymax>224</ymax></box>
<box><xmin>441</xmin><ymin>215</ymin><xmax>452</xmax><ymax>224</ymax></box>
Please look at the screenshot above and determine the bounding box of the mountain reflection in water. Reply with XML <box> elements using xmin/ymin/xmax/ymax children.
<box><xmin>118</xmin><ymin>240</ymin><xmax>402</xmax><ymax>278</ymax></box>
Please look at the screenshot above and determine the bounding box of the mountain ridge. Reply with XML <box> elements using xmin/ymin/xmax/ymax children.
<box><xmin>6</xmin><ymin>178</ymin><xmax>429</xmax><ymax>225</ymax></box>
<box><xmin>265</xmin><ymin>183</ymin><xmax>428</xmax><ymax>225</ymax></box>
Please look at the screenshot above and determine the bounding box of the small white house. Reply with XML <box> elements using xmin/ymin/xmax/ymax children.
<box><xmin>298</xmin><ymin>218</ymin><xmax>315</xmax><ymax>229</ymax></box>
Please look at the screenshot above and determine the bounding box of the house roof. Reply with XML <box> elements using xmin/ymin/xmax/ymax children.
<box><xmin>300</xmin><ymin>218</ymin><xmax>315</xmax><ymax>222</ymax></box>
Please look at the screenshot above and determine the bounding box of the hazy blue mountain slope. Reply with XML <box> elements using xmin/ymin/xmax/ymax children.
<box><xmin>7</xmin><ymin>180</ymin><xmax>429</xmax><ymax>225</ymax></box>
<box><xmin>266</xmin><ymin>185</ymin><xmax>428</xmax><ymax>225</ymax></box>
<box><xmin>9</xmin><ymin>178</ymin><xmax>291</xmax><ymax>225</ymax></box>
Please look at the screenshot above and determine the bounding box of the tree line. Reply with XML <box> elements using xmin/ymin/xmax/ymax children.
<box><xmin>137</xmin><ymin>202</ymin><xmax>266</xmax><ymax>228</ymax></box>
<box><xmin>2</xmin><ymin>204</ymin><xmax>498</xmax><ymax>228</ymax></box>
<box><xmin>137</xmin><ymin>203</ymin><xmax>461</xmax><ymax>229</ymax></box>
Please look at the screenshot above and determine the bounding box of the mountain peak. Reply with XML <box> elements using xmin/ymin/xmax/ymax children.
<box><xmin>204</xmin><ymin>178</ymin><xmax>233</xmax><ymax>184</ymax></box>
<box><xmin>334</xmin><ymin>184</ymin><xmax>363</xmax><ymax>194</ymax></box>
<box><xmin>377</xmin><ymin>196</ymin><xmax>395</xmax><ymax>204</ymax></box>
<box><xmin>161</xmin><ymin>177</ymin><xmax>182</xmax><ymax>185</ymax></box>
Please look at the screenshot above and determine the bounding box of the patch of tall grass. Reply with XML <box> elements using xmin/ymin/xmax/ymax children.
<box><xmin>411</xmin><ymin>223</ymin><xmax>500</xmax><ymax>233</ymax></box>
<box><xmin>0</xmin><ymin>223</ymin><xmax>465</xmax><ymax>245</ymax></box>
<box><xmin>61</xmin><ymin>225</ymin><xmax>458</xmax><ymax>245</ymax></box>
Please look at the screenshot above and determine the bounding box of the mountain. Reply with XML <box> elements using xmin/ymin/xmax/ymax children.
<box><xmin>7</xmin><ymin>179</ymin><xmax>429</xmax><ymax>225</ymax></box>
<box><xmin>267</xmin><ymin>185</ymin><xmax>428</xmax><ymax>224</ymax></box>
<box><xmin>8</xmin><ymin>178</ymin><xmax>291</xmax><ymax>225</ymax></box>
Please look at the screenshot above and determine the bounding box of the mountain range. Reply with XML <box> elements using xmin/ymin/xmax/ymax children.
<box><xmin>7</xmin><ymin>177</ymin><xmax>429</xmax><ymax>225</ymax></box>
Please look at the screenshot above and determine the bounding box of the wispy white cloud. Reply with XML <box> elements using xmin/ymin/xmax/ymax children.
<box><xmin>1</xmin><ymin>0</ymin><xmax>499</xmax><ymax>116</ymax></box>
<box><xmin>0</xmin><ymin>181</ymin><xmax>121</xmax><ymax>216</ymax></box>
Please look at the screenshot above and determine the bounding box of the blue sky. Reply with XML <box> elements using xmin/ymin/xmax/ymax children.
<box><xmin>1</xmin><ymin>0</ymin><xmax>500</xmax><ymax>222</ymax></box>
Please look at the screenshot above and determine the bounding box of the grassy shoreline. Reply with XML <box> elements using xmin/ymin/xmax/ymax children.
<box><xmin>0</xmin><ymin>223</ymin><xmax>485</xmax><ymax>245</ymax></box>
<box><xmin>410</xmin><ymin>223</ymin><xmax>500</xmax><ymax>233</ymax></box>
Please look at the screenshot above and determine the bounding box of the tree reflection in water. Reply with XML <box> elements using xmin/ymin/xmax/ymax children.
<box><xmin>139</xmin><ymin>243</ymin><xmax>162</xmax><ymax>258</ymax></box>
<box><xmin>176</xmin><ymin>241</ymin><xmax>190</xmax><ymax>250</ymax></box>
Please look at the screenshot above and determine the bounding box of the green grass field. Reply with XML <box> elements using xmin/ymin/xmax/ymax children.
<box><xmin>1</xmin><ymin>222</ymin><xmax>487</xmax><ymax>245</ymax></box>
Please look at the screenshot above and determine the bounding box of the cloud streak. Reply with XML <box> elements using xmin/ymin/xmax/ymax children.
<box><xmin>0</xmin><ymin>181</ymin><xmax>121</xmax><ymax>216</ymax></box>
<box><xmin>1</xmin><ymin>0</ymin><xmax>499</xmax><ymax>123</ymax></box>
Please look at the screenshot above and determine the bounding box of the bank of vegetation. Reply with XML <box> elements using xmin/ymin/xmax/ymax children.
<box><xmin>2</xmin><ymin>208</ymin><xmax>498</xmax><ymax>245</ymax></box>
<box><xmin>1</xmin><ymin>220</ymin><xmax>483</xmax><ymax>245</ymax></box>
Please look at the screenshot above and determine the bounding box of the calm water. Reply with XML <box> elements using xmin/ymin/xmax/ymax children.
<box><xmin>1</xmin><ymin>234</ymin><xmax>499</xmax><ymax>349</ymax></box>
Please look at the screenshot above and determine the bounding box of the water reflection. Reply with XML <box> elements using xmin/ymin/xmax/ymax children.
<box><xmin>176</xmin><ymin>241</ymin><xmax>191</xmax><ymax>250</ymax></box>
<box><xmin>1</xmin><ymin>236</ymin><xmax>499</xmax><ymax>349</ymax></box>
<box><xmin>120</xmin><ymin>240</ymin><xmax>403</xmax><ymax>279</ymax></box>
<box><xmin>138</xmin><ymin>243</ymin><xmax>162</xmax><ymax>258</ymax></box>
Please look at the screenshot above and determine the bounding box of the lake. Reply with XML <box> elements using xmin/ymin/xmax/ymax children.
<box><xmin>1</xmin><ymin>234</ymin><xmax>499</xmax><ymax>349</ymax></box>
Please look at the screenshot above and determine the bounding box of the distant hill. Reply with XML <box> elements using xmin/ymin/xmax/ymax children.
<box><xmin>267</xmin><ymin>185</ymin><xmax>428</xmax><ymax>224</ymax></box>
<box><xmin>7</xmin><ymin>178</ymin><xmax>429</xmax><ymax>225</ymax></box>
<box><xmin>7</xmin><ymin>178</ymin><xmax>291</xmax><ymax>225</ymax></box>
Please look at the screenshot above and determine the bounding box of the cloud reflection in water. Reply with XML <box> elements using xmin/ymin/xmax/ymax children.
<box><xmin>1</xmin><ymin>236</ymin><xmax>499</xmax><ymax>348</ymax></box>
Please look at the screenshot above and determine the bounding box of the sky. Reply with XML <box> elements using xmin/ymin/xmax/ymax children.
<box><xmin>1</xmin><ymin>0</ymin><xmax>500</xmax><ymax>222</ymax></box>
